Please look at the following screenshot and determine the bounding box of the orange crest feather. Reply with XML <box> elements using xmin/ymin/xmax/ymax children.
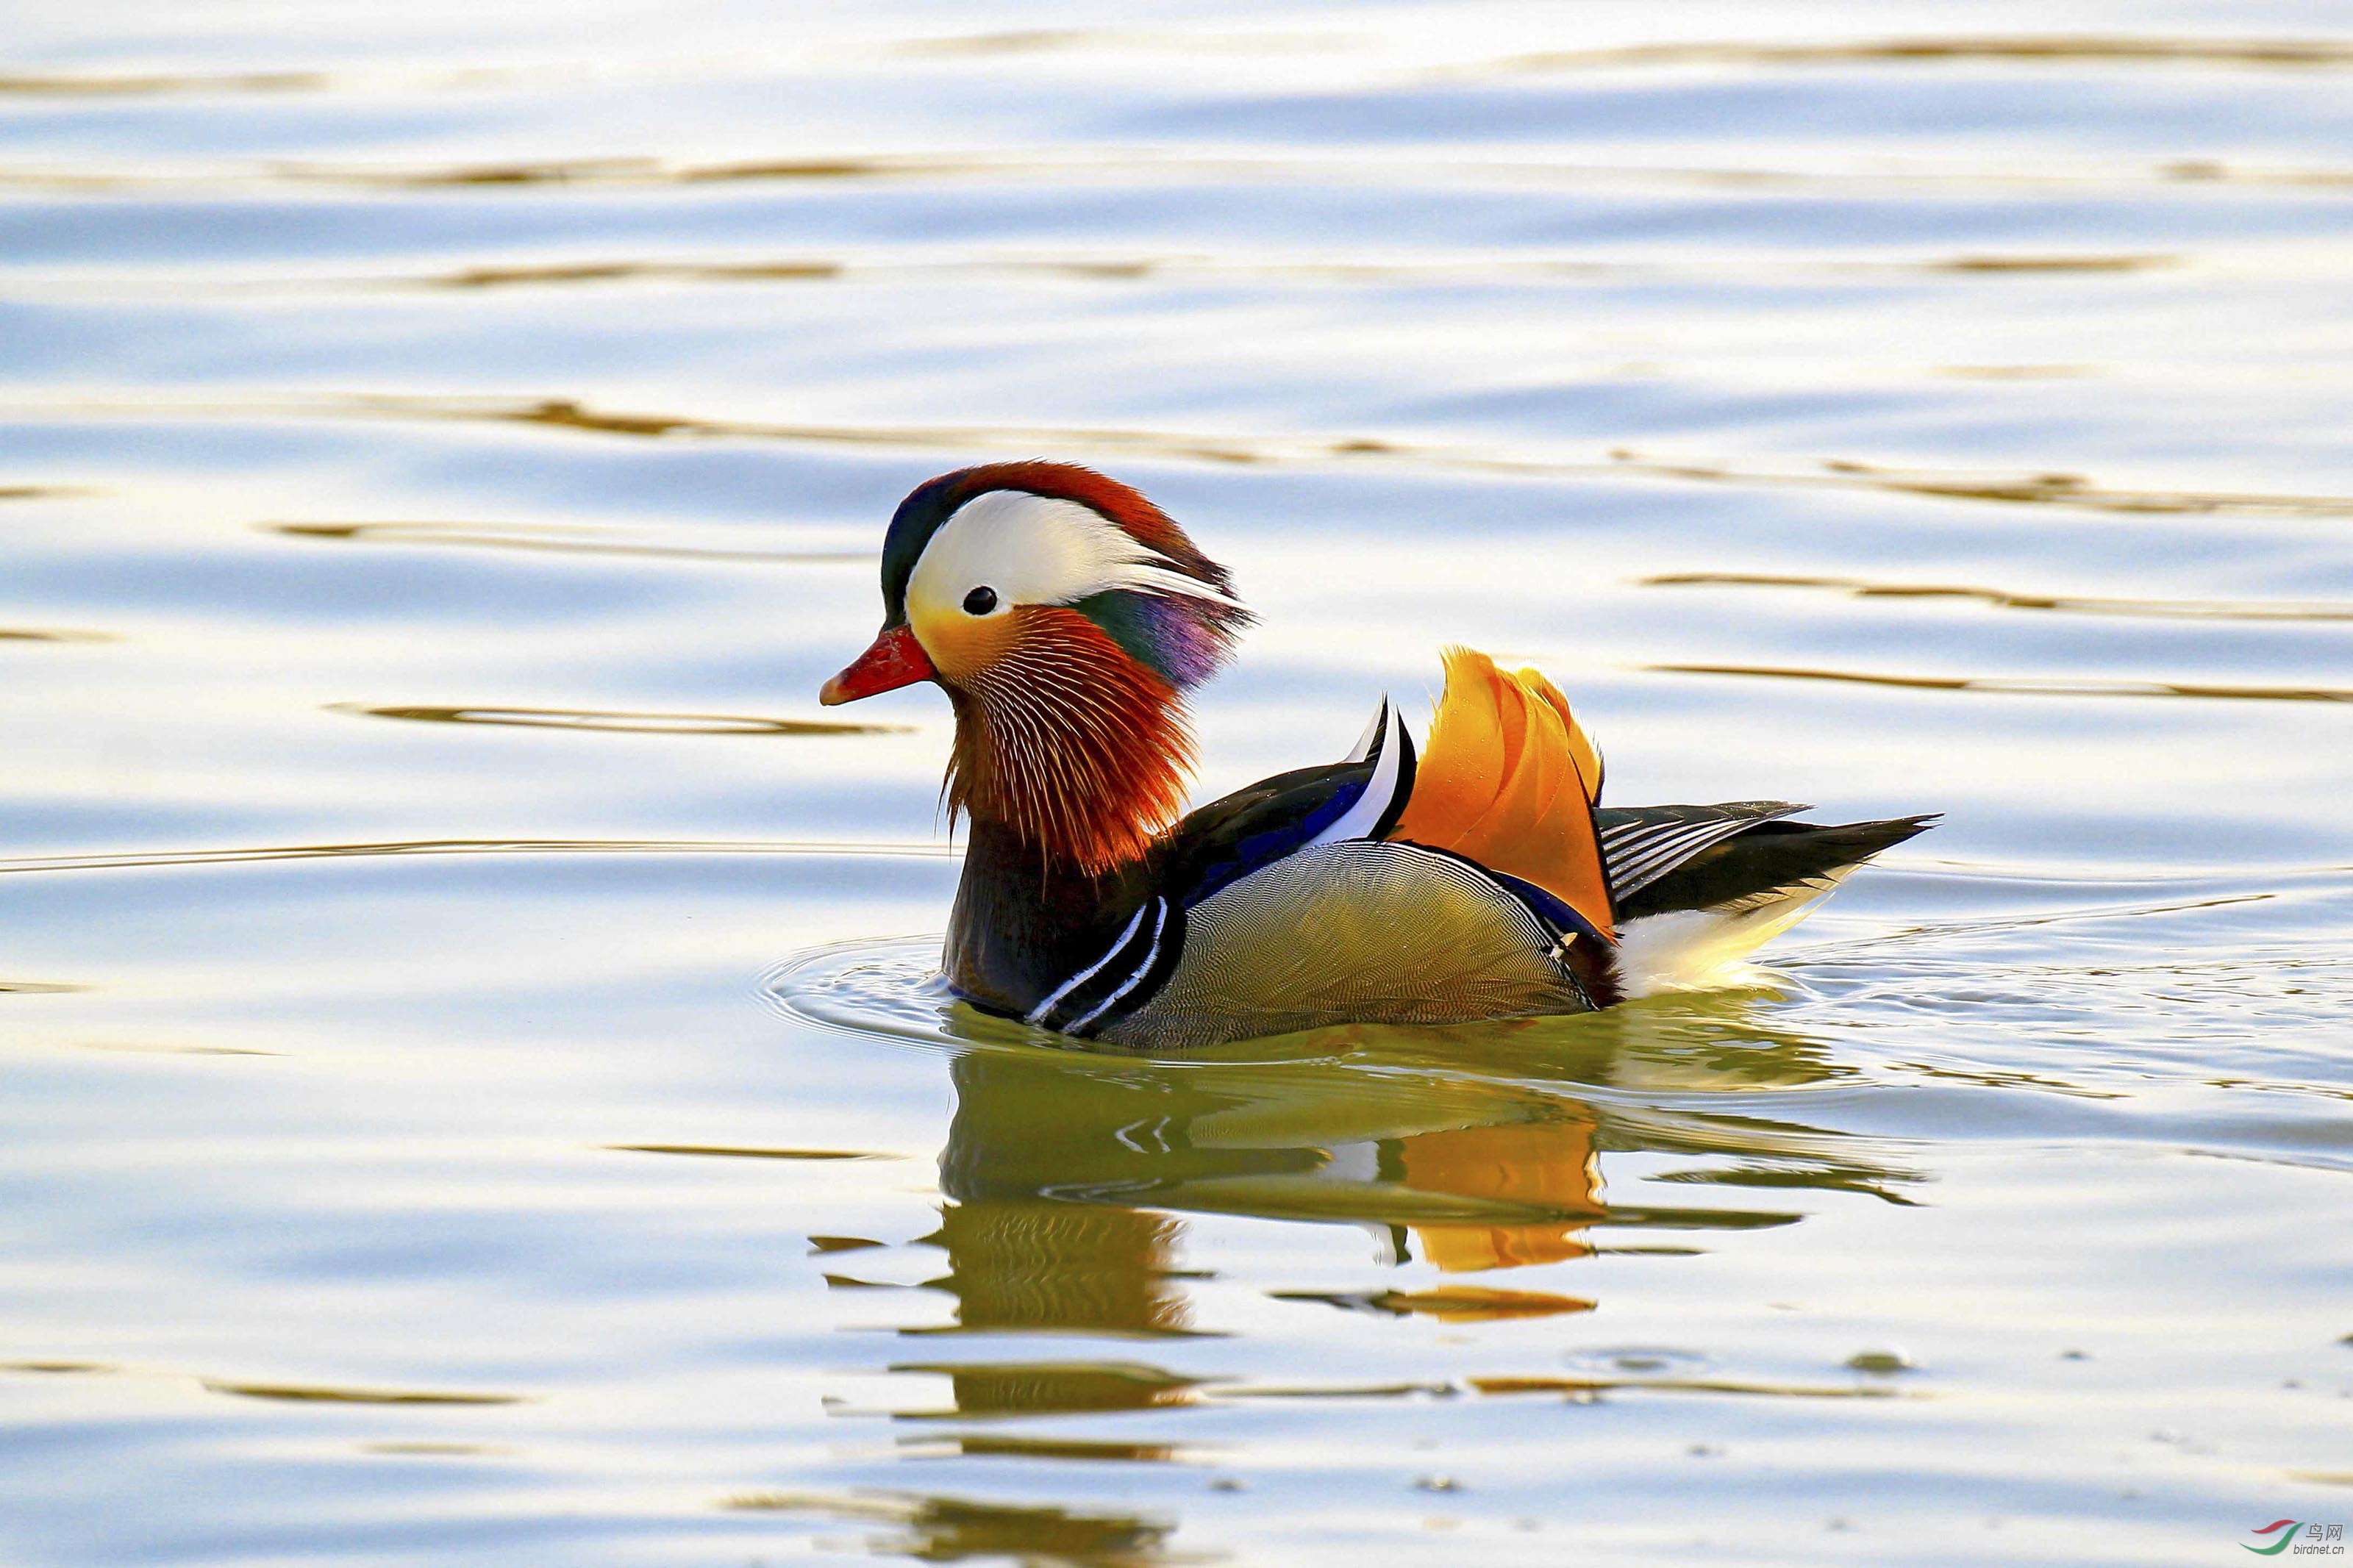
<box><xmin>1390</xmin><ymin>648</ymin><xmax>1614</xmax><ymax>939</ymax></box>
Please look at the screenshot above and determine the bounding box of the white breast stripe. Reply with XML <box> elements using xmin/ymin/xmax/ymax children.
<box><xmin>1306</xmin><ymin>698</ymin><xmax>1404</xmax><ymax>849</ymax></box>
<box><xmin>1068</xmin><ymin>898</ymin><xmax>1169</xmax><ymax>1033</ymax></box>
<box><xmin>1025</xmin><ymin>901</ymin><xmax>1151</xmax><ymax>1025</ymax></box>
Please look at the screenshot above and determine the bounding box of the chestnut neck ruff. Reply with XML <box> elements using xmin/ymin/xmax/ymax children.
<box><xmin>944</xmin><ymin>606</ymin><xmax>1193</xmax><ymax>874</ymax></box>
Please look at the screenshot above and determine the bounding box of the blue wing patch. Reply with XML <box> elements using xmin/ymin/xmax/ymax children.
<box><xmin>1161</xmin><ymin>698</ymin><xmax>1415</xmax><ymax>910</ymax></box>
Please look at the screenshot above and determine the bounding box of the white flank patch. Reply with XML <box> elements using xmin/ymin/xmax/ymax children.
<box><xmin>1610</xmin><ymin>873</ymin><xmax>1854</xmax><ymax>1000</ymax></box>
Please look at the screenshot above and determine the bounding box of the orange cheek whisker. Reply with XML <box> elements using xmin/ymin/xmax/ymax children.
<box><xmin>942</xmin><ymin>608</ymin><xmax>1193</xmax><ymax>872</ymax></box>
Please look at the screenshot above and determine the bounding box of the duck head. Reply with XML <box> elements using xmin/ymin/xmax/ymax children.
<box><xmin>821</xmin><ymin>462</ymin><xmax>1251</xmax><ymax>872</ymax></box>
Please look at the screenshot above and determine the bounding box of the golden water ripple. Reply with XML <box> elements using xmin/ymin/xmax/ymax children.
<box><xmin>24</xmin><ymin>391</ymin><xmax>2353</xmax><ymax>523</ymax></box>
<box><xmin>1650</xmin><ymin>663</ymin><xmax>2353</xmax><ymax>704</ymax></box>
<box><xmin>15</xmin><ymin>248</ymin><xmax>2187</xmax><ymax>301</ymax></box>
<box><xmin>810</xmin><ymin>1235</ymin><xmax>886</xmax><ymax>1253</ymax></box>
<box><xmin>79</xmin><ymin>1042</ymin><xmax>280</xmax><ymax>1057</ymax></box>
<box><xmin>203</xmin><ymin>1380</ymin><xmax>523</xmax><ymax>1406</ymax></box>
<box><xmin>13</xmin><ymin>1361</ymin><xmax>537</xmax><ymax>1409</ymax></box>
<box><xmin>271</xmin><ymin>519</ymin><xmax>867</xmax><ymax>565</ymax></box>
<box><xmin>426</xmin><ymin>259</ymin><xmax>843</xmax><ymax>289</ymax></box>
<box><xmin>0</xmin><ymin>627</ymin><xmax>115</xmax><ymax>642</ymax></box>
<box><xmin>1218</xmin><ymin>1372</ymin><xmax>1904</xmax><ymax>1402</ymax></box>
<box><xmin>1643</xmin><ymin>573</ymin><xmax>2353</xmax><ymax>623</ymax></box>
<box><xmin>429</xmin><ymin>247</ymin><xmax>2184</xmax><ymax>286</ymax></box>
<box><xmin>1929</xmin><ymin>254</ymin><xmax>2171</xmax><ymax>273</ymax></box>
<box><xmin>0</xmin><ymin>837</ymin><xmax>956</xmax><ymax>878</ymax></box>
<box><xmin>1443</xmin><ymin>35</ymin><xmax>2353</xmax><ymax>79</ymax></box>
<box><xmin>720</xmin><ymin>1489</ymin><xmax>1181</xmax><ymax>1564</ymax></box>
<box><xmin>0</xmin><ymin>70</ymin><xmax>333</xmax><ymax>97</ymax></box>
<box><xmin>334</xmin><ymin>703</ymin><xmax>905</xmax><ymax>736</ymax></box>
<box><xmin>7</xmin><ymin>31</ymin><xmax>2343</xmax><ymax>106</ymax></box>
<box><xmin>0</xmin><ymin>32</ymin><xmax>1338</xmax><ymax>101</ymax></box>
<box><xmin>824</xmin><ymin>1272</ymin><xmax>907</xmax><ymax>1290</ymax></box>
<box><xmin>898</xmin><ymin>1433</ymin><xmax>1196</xmax><ymax>1464</ymax></box>
<box><xmin>607</xmin><ymin>1143</ymin><xmax>901</xmax><ymax>1161</ymax></box>
<box><xmin>883</xmin><ymin>27</ymin><xmax>1343</xmax><ymax>60</ymax></box>
<box><xmin>1463</xmin><ymin>1374</ymin><xmax>1910</xmax><ymax>1400</ymax></box>
<box><xmin>8</xmin><ymin>148</ymin><xmax>2352</xmax><ymax>196</ymax></box>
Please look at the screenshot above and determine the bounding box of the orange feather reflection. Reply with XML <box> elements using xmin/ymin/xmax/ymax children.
<box><xmin>1400</xmin><ymin>1117</ymin><xmax>1605</xmax><ymax>1272</ymax></box>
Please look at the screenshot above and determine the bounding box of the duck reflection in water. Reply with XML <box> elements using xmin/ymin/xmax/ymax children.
<box><xmin>915</xmin><ymin>1006</ymin><xmax>1901</xmax><ymax>1337</ymax></box>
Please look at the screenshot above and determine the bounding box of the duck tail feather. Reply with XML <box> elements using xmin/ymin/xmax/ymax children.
<box><xmin>1618</xmin><ymin>813</ymin><xmax>1937</xmax><ymax>925</ymax></box>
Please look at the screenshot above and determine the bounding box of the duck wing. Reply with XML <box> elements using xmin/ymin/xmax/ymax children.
<box><xmin>1099</xmin><ymin>837</ymin><xmax>1600</xmax><ymax>1050</ymax></box>
<box><xmin>1598</xmin><ymin>801</ymin><xmax>1807</xmax><ymax>903</ymax></box>
<box><xmin>1038</xmin><ymin>698</ymin><xmax>1603</xmax><ymax>1046</ymax></box>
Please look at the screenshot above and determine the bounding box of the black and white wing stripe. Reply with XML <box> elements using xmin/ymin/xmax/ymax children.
<box><xmin>1025</xmin><ymin>894</ymin><xmax>1179</xmax><ymax>1037</ymax></box>
<box><xmin>1598</xmin><ymin>801</ymin><xmax>1804</xmax><ymax>901</ymax></box>
<box><xmin>1307</xmin><ymin>697</ymin><xmax>1413</xmax><ymax>847</ymax></box>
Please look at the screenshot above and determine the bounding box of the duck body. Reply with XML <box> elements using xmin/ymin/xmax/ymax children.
<box><xmin>822</xmin><ymin>463</ymin><xmax>1930</xmax><ymax>1050</ymax></box>
<box><xmin>949</xmin><ymin>713</ymin><xmax>1615</xmax><ymax>1048</ymax></box>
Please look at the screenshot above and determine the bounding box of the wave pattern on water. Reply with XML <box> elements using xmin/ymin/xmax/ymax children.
<box><xmin>607</xmin><ymin>1142</ymin><xmax>901</xmax><ymax>1161</ymax></box>
<box><xmin>1440</xmin><ymin>34</ymin><xmax>2353</xmax><ymax>78</ymax></box>
<box><xmin>13</xmin><ymin>147</ymin><xmax>2353</xmax><ymax>196</ymax></box>
<box><xmin>0</xmin><ymin>838</ymin><xmax>956</xmax><ymax>876</ymax></box>
<box><xmin>0</xmin><ymin>627</ymin><xmax>115</xmax><ymax>642</ymax></box>
<box><xmin>1649</xmin><ymin>662</ymin><xmax>2353</xmax><ymax>704</ymax></box>
<box><xmin>9</xmin><ymin>29</ymin><xmax>2348</xmax><ymax>106</ymax></box>
<box><xmin>201</xmin><ymin>1381</ymin><xmax>524</xmax><ymax>1406</ymax></box>
<box><xmin>23</xmin><ymin>393</ymin><xmax>2353</xmax><ymax>523</ymax></box>
<box><xmin>269</xmin><ymin>519</ymin><xmax>868</xmax><ymax>565</ymax></box>
<box><xmin>333</xmin><ymin>703</ymin><xmax>905</xmax><ymax>736</ymax></box>
<box><xmin>2</xmin><ymin>248</ymin><xmax>2204</xmax><ymax>301</ymax></box>
<box><xmin>4</xmin><ymin>7</ymin><xmax>2350</xmax><ymax>1565</ymax></box>
<box><xmin>1642</xmin><ymin>573</ymin><xmax>2353</xmax><ymax>623</ymax></box>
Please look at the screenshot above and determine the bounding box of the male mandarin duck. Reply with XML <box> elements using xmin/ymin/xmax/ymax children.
<box><xmin>821</xmin><ymin>462</ymin><xmax>1931</xmax><ymax>1050</ymax></box>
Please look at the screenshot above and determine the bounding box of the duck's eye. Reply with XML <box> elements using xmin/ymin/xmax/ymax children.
<box><xmin>962</xmin><ymin>586</ymin><xmax>999</xmax><ymax>616</ymax></box>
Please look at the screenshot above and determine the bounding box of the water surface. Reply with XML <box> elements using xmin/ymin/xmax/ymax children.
<box><xmin>2</xmin><ymin>4</ymin><xmax>2349</xmax><ymax>1564</ymax></box>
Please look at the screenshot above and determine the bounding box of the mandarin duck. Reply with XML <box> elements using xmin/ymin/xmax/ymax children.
<box><xmin>821</xmin><ymin>463</ymin><xmax>1931</xmax><ymax>1050</ymax></box>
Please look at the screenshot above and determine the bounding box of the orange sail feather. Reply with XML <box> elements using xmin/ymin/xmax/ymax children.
<box><xmin>1389</xmin><ymin>648</ymin><xmax>1615</xmax><ymax>940</ymax></box>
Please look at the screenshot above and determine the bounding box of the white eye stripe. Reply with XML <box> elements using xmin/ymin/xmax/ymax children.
<box><xmin>906</xmin><ymin>490</ymin><xmax>1225</xmax><ymax>616</ymax></box>
<box><xmin>1111</xmin><ymin>561</ymin><xmax>1237</xmax><ymax>605</ymax></box>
